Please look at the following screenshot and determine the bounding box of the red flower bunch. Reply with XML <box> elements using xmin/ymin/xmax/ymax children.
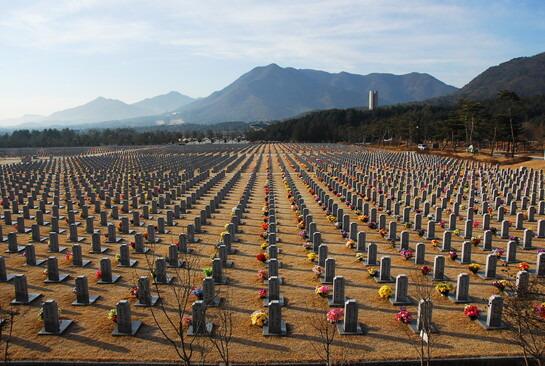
<box><xmin>261</xmin><ymin>223</ymin><xmax>269</xmax><ymax>230</ymax></box>
<box><xmin>463</xmin><ymin>305</ymin><xmax>480</xmax><ymax>320</ymax></box>
<box><xmin>396</xmin><ymin>307</ymin><xmax>412</xmax><ymax>324</ymax></box>
<box><xmin>256</xmin><ymin>253</ymin><xmax>267</xmax><ymax>262</ymax></box>
<box><xmin>95</xmin><ymin>270</ymin><xmax>102</xmax><ymax>279</ymax></box>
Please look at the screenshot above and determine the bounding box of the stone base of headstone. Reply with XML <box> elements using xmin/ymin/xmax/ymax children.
<box><xmin>447</xmin><ymin>293</ymin><xmax>472</xmax><ymax>304</ymax></box>
<box><xmin>73</xmin><ymin>260</ymin><xmax>91</xmax><ymax>267</ymax></box>
<box><xmin>0</xmin><ymin>236</ymin><xmax>6</xmax><ymax>242</ymax></box>
<box><xmin>38</xmin><ymin>319</ymin><xmax>73</xmax><ymax>335</ymax></box>
<box><xmin>125</xmin><ymin>229</ymin><xmax>135</xmax><ymax>234</ymax></box>
<box><xmin>6</xmin><ymin>246</ymin><xmax>25</xmax><ymax>253</ymax></box>
<box><xmin>133</xmin><ymin>222</ymin><xmax>145</xmax><ymax>227</ymax></box>
<box><xmin>44</xmin><ymin>274</ymin><xmax>69</xmax><ymax>283</ymax></box>
<box><xmin>500</xmin><ymin>256</ymin><xmax>519</xmax><ymax>264</ymax></box>
<box><xmin>231</xmin><ymin>237</ymin><xmax>239</xmax><ymax>243</ymax></box>
<box><xmin>24</xmin><ymin>259</ymin><xmax>46</xmax><ymax>266</ymax></box>
<box><xmin>54</xmin><ymin>229</ymin><xmax>66</xmax><ymax>234</ymax></box>
<box><xmin>329</xmin><ymin>296</ymin><xmax>348</xmax><ymax>308</ymax></box>
<box><xmin>188</xmin><ymin>238</ymin><xmax>200</xmax><ymax>243</ymax></box>
<box><xmin>264</xmin><ymin>296</ymin><xmax>285</xmax><ymax>307</ymax></box>
<box><xmin>518</xmin><ymin>243</ymin><xmax>535</xmax><ymax>250</ymax></box>
<box><xmin>266</xmin><ymin>261</ymin><xmax>280</xmax><ymax>268</ymax></box>
<box><xmin>226</xmin><ymin>248</ymin><xmax>237</xmax><ymax>255</ymax></box>
<box><xmin>374</xmin><ymin>276</ymin><xmax>395</xmax><ymax>284</ymax></box>
<box><xmin>477</xmin><ymin>271</ymin><xmax>498</xmax><ymax>280</ymax></box>
<box><xmin>187</xmin><ymin>321</ymin><xmax>213</xmax><ymax>336</ymax></box>
<box><xmin>112</xmin><ymin>320</ymin><xmax>142</xmax><ymax>336</ymax></box>
<box><xmin>47</xmin><ymin>247</ymin><xmax>67</xmax><ymax>253</ymax></box>
<box><xmin>0</xmin><ymin>273</ymin><xmax>17</xmax><ymax>282</ymax></box>
<box><xmin>107</xmin><ymin>237</ymin><xmax>123</xmax><ymax>244</ymax></box>
<box><xmin>214</xmin><ymin>276</ymin><xmax>228</xmax><ymax>285</ymax></box>
<box><xmin>118</xmin><ymin>260</ymin><xmax>137</xmax><ymax>268</ymax></box>
<box><xmin>166</xmin><ymin>260</ymin><xmax>184</xmax><ymax>268</ymax></box>
<box><xmin>90</xmin><ymin>248</ymin><xmax>108</xmax><ymax>254</ymax></box>
<box><xmin>32</xmin><ymin>237</ymin><xmax>48</xmax><ymax>243</ymax></box>
<box><xmin>336</xmin><ymin>322</ymin><xmax>363</xmax><ymax>335</ymax></box>
<box><xmin>69</xmin><ymin>236</ymin><xmax>85</xmax><ymax>243</ymax></box>
<box><xmin>153</xmin><ymin>276</ymin><xmax>174</xmax><ymax>285</ymax></box>
<box><xmin>71</xmin><ymin>221</ymin><xmax>81</xmax><ymax>226</ymax></box>
<box><xmin>462</xmin><ymin>233</ymin><xmax>472</xmax><ymax>239</ymax></box>
<box><xmin>134</xmin><ymin>247</ymin><xmax>150</xmax><ymax>254</ymax></box>
<box><xmin>321</xmin><ymin>277</ymin><xmax>333</xmax><ymax>285</ymax></box>
<box><xmin>223</xmin><ymin>261</ymin><xmax>234</xmax><ymax>268</ymax></box>
<box><xmin>72</xmin><ymin>294</ymin><xmax>99</xmax><ymax>306</ymax></box>
<box><xmin>11</xmin><ymin>293</ymin><xmax>41</xmax><ymax>305</ymax></box>
<box><xmin>264</xmin><ymin>277</ymin><xmax>282</xmax><ymax>285</ymax></box>
<box><xmin>454</xmin><ymin>258</ymin><xmax>470</xmax><ymax>265</ymax></box>
<box><xmin>160</xmin><ymin>229</ymin><xmax>171</xmax><ymax>235</ymax></box>
<box><xmin>389</xmin><ymin>296</ymin><xmax>413</xmax><ymax>306</ymax></box>
<box><xmin>135</xmin><ymin>296</ymin><xmax>159</xmax><ymax>307</ymax></box>
<box><xmin>408</xmin><ymin>321</ymin><xmax>437</xmax><ymax>334</ymax></box>
<box><xmin>476</xmin><ymin>316</ymin><xmax>507</xmax><ymax>330</ymax></box>
<box><xmin>20</xmin><ymin>229</ymin><xmax>32</xmax><ymax>234</ymax></box>
<box><xmin>423</xmin><ymin>234</ymin><xmax>437</xmax><ymax>240</ymax></box>
<box><xmin>428</xmin><ymin>275</ymin><xmax>449</xmax><ymax>282</ymax></box>
<box><xmin>263</xmin><ymin>320</ymin><xmax>287</xmax><ymax>336</ymax></box>
<box><xmin>529</xmin><ymin>269</ymin><xmax>543</xmax><ymax>278</ymax></box>
<box><xmin>205</xmin><ymin>296</ymin><xmax>222</xmax><ymax>307</ymax></box>
<box><xmin>98</xmin><ymin>275</ymin><xmax>120</xmax><ymax>284</ymax></box>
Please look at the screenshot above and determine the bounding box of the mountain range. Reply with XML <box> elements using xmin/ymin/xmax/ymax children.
<box><xmin>2</xmin><ymin>51</ymin><xmax>545</xmax><ymax>130</ymax></box>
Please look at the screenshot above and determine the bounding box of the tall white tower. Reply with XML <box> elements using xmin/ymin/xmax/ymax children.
<box><xmin>369</xmin><ymin>90</ymin><xmax>378</xmax><ymax>110</ymax></box>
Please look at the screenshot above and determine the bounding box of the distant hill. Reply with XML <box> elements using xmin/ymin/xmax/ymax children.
<box><xmin>174</xmin><ymin>64</ymin><xmax>458</xmax><ymax>124</ymax></box>
<box><xmin>45</xmin><ymin>97</ymin><xmax>155</xmax><ymax>125</ymax></box>
<box><xmin>132</xmin><ymin>91</ymin><xmax>194</xmax><ymax>114</ymax></box>
<box><xmin>453</xmin><ymin>52</ymin><xmax>545</xmax><ymax>99</ymax></box>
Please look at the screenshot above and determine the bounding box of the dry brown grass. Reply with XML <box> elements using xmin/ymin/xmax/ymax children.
<box><xmin>0</xmin><ymin>144</ymin><xmax>541</xmax><ymax>364</ymax></box>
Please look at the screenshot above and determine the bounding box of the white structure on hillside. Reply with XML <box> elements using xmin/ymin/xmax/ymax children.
<box><xmin>369</xmin><ymin>90</ymin><xmax>378</xmax><ymax>110</ymax></box>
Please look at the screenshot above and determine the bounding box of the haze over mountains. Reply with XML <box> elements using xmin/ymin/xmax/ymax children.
<box><xmin>3</xmin><ymin>52</ymin><xmax>545</xmax><ymax>130</ymax></box>
<box><xmin>1</xmin><ymin>65</ymin><xmax>457</xmax><ymax>129</ymax></box>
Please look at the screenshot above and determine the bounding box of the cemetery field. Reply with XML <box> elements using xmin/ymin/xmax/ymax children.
<box><xmin>1</xmin><ymin>143</ymin><xmax>544</xmax><ymax>364</ymax></box>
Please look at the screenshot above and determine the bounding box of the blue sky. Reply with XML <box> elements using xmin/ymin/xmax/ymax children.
<box><xmin>0</xmin><ymin>0</ymin><xmax>544</xmax><ymax>123</ymax></box>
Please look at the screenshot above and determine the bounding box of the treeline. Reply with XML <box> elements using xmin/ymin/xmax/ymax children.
<box><xmin>247</xmin><ymin>93</ymin><xmax>545</xmax><ymax>151</ymax></box>
<box><xmin>0</xmin><ymin>126</ymin><xmax>247</xmax><ymax>148</ymax></box>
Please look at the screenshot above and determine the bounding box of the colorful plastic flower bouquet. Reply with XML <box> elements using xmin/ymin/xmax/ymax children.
<box><xmin>257</xmin><ymin>269</ymin><xmax>269</xmax><ymax>280</ymax></box>
<box><xmin>355</xmin><ymin>253</ymin><xmax>365</xmax><ymax>262</ymax></box>
<box><xmin>420</xmin><ymin>265</ymin><xmax>432</xmax><ymax>276</ymax></box>
<box><xmin>256</xmin><ymin>253</ymin><xmax>269</xmax><ymax>263</ymax></box>
<box><xmin>258</xmin><ymin>289</ymin><xmax>268</xmax><ymax>299</ymax></box>
<box><xmin>315</xmin><ymin>285</ymin><xmax>330</xmax><ymax>298</ymax></box>
<box><xmin>471</xmin><ymin>237</ymin><xmax>481</xmax><ymax>247</ymax></box>
<box><xmin>468</xmin><ymin>263</ymin><xmax>481</xmax><ymax>274</ymax></box>
<box><xmin>307</xmin><ymin>252</ymin><xmax>318</xmax><ymax>262</ymax></box>
<box><xmin>518</xmin><ymin>262</ymin><xmax>530</xmax><ymax>271</ymax></box>
<box><xmin>129</xmin><ymin>286</ymin><xmax>139</xmax><ymax>298</ymax></box>
<box><xmin>345</xmin><ymin>239</ymin><xmax>355</xmax><ymax>249</ymax></box>
<box><xmin>492</xmin><ymin>280</ymin><xmax>508</xmax><ymax>292</ymax></box>
<box><xmin>396</xmin><ymin>306</ymin><xmax>412</xmax><ymax>324</ymax></box>
<box><xmin>378</xmin><ymin>285</ymin><xmax>393</xmax><ymax>299</ymax></box>
<box><xmin>463</xmin><ymin>305</ymin><xmax>480</xmax><ymax>320</ymax></box>
<box><xmin>435</xmin><ymin>282</ymin><xmax>454</xmax><ymax>296</ymax></box>
<box><xmin>448</xmin><ymin>251</ymin><xmax>458</xmax><ymax>261</ymax></box>
<box><xmin>400</xmin><ymin>249</ymin><xmax>413</xmax><ymax>260</ymax></box>
<box><xmin>431</xmin><ymin>239</ymin><xmax>439</xmax><ymax>247</ymax></box>
<box><xmin>251</xmin><ymin>310</ymin><xmax>268</xmax><ymax>327</ymax></box>
<box><xmin>312</xmin><ymin>265</ymin><xmax>324</xmax><ymax>277</ymax></box>
<box><xmin>326</xmin><ymin>308</ymin><xmax>344</xmax><ymax>324</ymax></box>
<box><xmin>367</xmin><ymin>268</ymin><xmax>378</xmax><ymax>278</ymax></box>
<box><xmin>202</xmin><ymin>267</ymin><xmax>213</xmax><ymax>277</ymax></box>
<box><xmin>191</xmin><ymin>287</ymin><xmax>204</xmax><ymax>300</ymax></box>
<box><xmin>492</xmin><ymin>248</ymin><xmax>504</xmax><ymax>257</ymax></box>
<box><xmin>534</xmin><ymin>302</ymin><xmax>545</xmax><ymax>318</ymax></box>
<box><xmin>108</xmin><ymin>309</ymin><xmax>118</xmax><ymax>323</ymax></box>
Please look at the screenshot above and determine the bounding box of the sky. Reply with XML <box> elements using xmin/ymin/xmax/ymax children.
<box><xmin>0</xmin><ymin>0</ymin><xmax>544</xmax><ymax>124</ymax></box>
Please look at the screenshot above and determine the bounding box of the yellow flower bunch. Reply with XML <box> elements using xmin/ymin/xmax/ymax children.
<box><xmin>307</xmin><ymin>252</ymin><xmax>318</xmax><ymax>262</ymax></box>
<box><xmin>378</xmin><ymin>285</ymin><xmax>393</xmax><ymax>299</ymax></box>
<box><xmin>327</xmin><ymin>215</ymin><xmax>337</xmax><ymax>223</ymax></box>
<box><xmin>251</xmin><ymin>310</ymin><xmax>268</xmax><ymax>327</ymax></box>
